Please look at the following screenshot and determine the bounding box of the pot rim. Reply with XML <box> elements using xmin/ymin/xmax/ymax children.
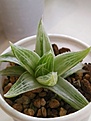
<box><xmin>0</xmin><ymin>34</ymin><xmax>91</xmax><ymax>121</ymax></box>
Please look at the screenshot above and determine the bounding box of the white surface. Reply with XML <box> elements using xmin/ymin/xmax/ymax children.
<box><xmin>43</xmin><ymin>0</ymin><xmax>91</xmax><ymax>45</ymax></box>
<box><xmin>0</xmin><ymin>0</ymin><xmax>91</xmax><ymax>120</ymax></box>
<box><xmin>0</xmin><ymin>108</ymin><xmax>13</xmax><ymax>121</ymax></box>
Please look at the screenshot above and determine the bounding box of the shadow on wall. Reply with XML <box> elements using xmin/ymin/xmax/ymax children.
<box><xmin>0</xmin><ymin>0</ymin><xmax>44</xmax><ymax>42</ymax></box>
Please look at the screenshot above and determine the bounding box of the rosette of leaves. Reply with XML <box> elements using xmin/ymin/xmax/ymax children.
<box><xmin>0</xmin><ymin>20</ymin><xmax>91</xmax><ymax>110</ymax></box>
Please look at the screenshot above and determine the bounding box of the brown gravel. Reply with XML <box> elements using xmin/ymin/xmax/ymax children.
<box><xmin>3</xmin><ymin>83</ymin><xmax>12</xmax><ymax>94</ymax></box>
<box><xmin>2</xmin><ymin>43</ymin><xmax>91</xmax><ymax>118</ymax></box>
<box><xmin>59</xmin><ymin>107</ymin><xmax>67</xmax><ymax>116</ymax></box>
<box><xmin>49</xmin><ymin>99</ymin><xmax>60</xmax><ymax>108</ymax></box>
<box><xmin>13</xmin><ymin>103</ymin><xmax>23</xmax><ymax>112</ymax></box>
<box><xmin>37</xmin><ymin>107</ymin><xmax>47</xmax><ymax>117</ymax></box>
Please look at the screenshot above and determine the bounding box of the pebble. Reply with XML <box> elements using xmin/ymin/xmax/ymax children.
<box><xmin>49</xmin><ymin>99</ymin><xmax>60</xmax><ymax>108</ymax></box>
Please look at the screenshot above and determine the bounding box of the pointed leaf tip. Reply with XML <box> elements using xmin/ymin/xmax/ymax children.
<box><xmin>54</xmin><ymin>47</ymin><xmax>91</xmax><ymax>76</ymax></box>
<box><xmin>35</xmin><ymin>19</ymin><xmax>54</xmax><ymax>57</ymax></box>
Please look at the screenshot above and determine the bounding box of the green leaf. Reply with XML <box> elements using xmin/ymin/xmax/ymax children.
<box><xmin>37</xmin><ymin>72</ymin><xmax>58</xmax><ymax>86</ymax></box>
<box><xmin>47</xmin><ymin>76</ymin><xmax>88</xmax><ymax>110</ymax></box>
<box><xmin>10</xmin><ymin>42</ymin><xmax>40</xmax><ymax>76</ymax></box>
<box><xmin>62</xmin><ymin>63</ymin><xmax>84</xmax><ymax>78</ymax></box>
<box><xmin>4</xmin><ymin>72</ymin><xmax>42</xmax><ymax>98</ymax></box>
<box><xmin>35</xmin><ymin>19</ymin><xmax>54</xmax><ymax>57</ymax></box>
<box><xmin>35</xmin><ymin>63</ymin><xmax>49</xmax><ymax>77</ymax></box>
<box><xmin>0</xmin><ymin>66</ymin><xmax>25</xmax><ymax>76</ymax></box>
<box><xmin>35</xmin><ymin>51</ymin><xmax>54</xmax><ymax>77</ymax></box>
<box><xmin>0</xmin><ymin>52</ymin><xmax>19</xmax><ymax>64</ymax></box>
<box><xmin>54</xmin><ymin>47</ymin><xmax>91</xmax><ymax>76</ymax></box>
<box><xmin>1</xmin><ymin>20</ymin><xmax>90</xmax><ymax>111</ymax></box>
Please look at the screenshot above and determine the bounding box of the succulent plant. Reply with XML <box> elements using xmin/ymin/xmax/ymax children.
<box><xmin>0</xmin><ymin>20</ymin><xmax>91</xmax><ymax>110</ymax></box>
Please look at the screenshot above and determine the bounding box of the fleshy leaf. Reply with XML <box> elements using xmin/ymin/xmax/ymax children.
<box><xmin>10</xmin><ymin>42</ymin><xmax>40</xmax><ymax>76</ymax></box>
<box><xmin>54</xmin><ymin>47</ymin><xmax>91</xmax><ymax>76</ymax></box>
<box><xmin>35</xmin><ymin>51</ymin><xmax>54</xmax><ymax>77</ymax></box>
<box><xmin>4</xmin><ymin>72</ymin><xmax>42</xmax><ymax>98</ymax></box>
<box><xmin>0</xmin><ymin>52</ymin><xmax>19</xmax><ymax>64</ymax></box>
<box><xmin>0</xmin><ymin>66</ymin><xmax>25</xmax><ymax>76</ymax></box>
<box><xmin>37</xmin><ymin>72</ymin><xmax>58</xmax><ymax>86</ymax></box>
<box><xmin>1</xmin><ymin>20</ymin><xmax>90</xmax><ymax>111</ymax></box>
<box><xmin>35</xmin><ymin>19</ymin><xmax>54</xmax><ymax>57</ymax></box>
<box><xmin>62</xmin><ymin>63</ymin><xmax>84</xmax><ymax>78</ymax></box>
<box><xmin>47</xmin><ymin>76</ymin><xmax>88</xmax><ymax>110</ymax></box>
